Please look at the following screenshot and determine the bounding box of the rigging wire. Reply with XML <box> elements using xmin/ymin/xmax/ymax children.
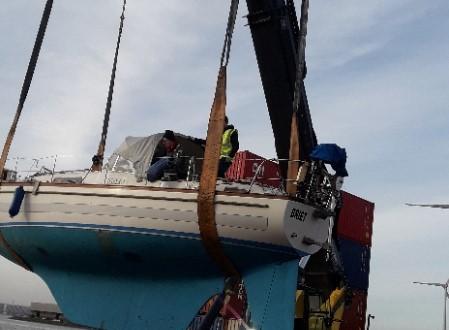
<box><xmin>92</xmin><ymin>0</ymin><xmax>127</xmax><ymax>171</ymax></box>
<box><xmin>0</xmin><ymin>0</ymin><xmax>54</xmax><ymax>178</ymax></box>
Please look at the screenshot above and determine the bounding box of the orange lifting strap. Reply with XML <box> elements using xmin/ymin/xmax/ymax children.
<box><xmin>287</xmin><ymin>112</ymin><xmax>300</xmax><ymax>195</ymax></box>
<box><xmin>197</xmin><ymin>0</ymin><xmax>240</xmax><ymax>280</ymax></box>
<box><xmin>197</xmin><ymin>67</ymin><xmax>240</xmax><ymax>280</ymax></box>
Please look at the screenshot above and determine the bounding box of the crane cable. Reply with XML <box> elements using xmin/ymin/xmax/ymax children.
<box><xmin>91</xmin><ymin>0</ymin><xmax>127</xmax><ymax>171</ymax></box>
<box><xmin>197</xmin><ymin>0</ymin><xmax>240</xmax><ymax>280</ymax></box>
<box><xmin>286</xmin><ymin>0</ymin><xmax>309</xmax><ymax>196</ymax></box>
<box><xmin>220</xmin><ymin>0</ymin><xmax>239</xmax><ymax>68</ymax></box>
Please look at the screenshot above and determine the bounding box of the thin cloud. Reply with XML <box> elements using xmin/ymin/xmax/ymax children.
<box><xmin>0</xmin><ymin>2</ymin><xmax>448</xmax><ymax>329</ymax></box>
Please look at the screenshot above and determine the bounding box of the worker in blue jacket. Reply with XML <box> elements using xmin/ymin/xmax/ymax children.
<box><xmin>147</xmin><ymin>130</ymin><xmax>180</xmax><ymax>182</ymax></box>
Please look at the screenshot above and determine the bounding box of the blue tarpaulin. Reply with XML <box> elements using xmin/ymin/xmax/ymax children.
<box><xmin>310</xmin><ymin>144</ymin><xmax>348</xmax><ymax>177</ymax></box>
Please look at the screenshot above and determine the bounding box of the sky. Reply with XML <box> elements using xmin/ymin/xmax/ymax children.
<box><xmin>1</xmin><ymin>0</ymin><xmax>449</xmax><ymax>329</ymax></box>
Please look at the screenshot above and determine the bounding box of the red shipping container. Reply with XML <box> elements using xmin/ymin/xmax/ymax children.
<box><xmin>225</xmin><ymin>150</ymin><xmax>281</xmax><ymax>188</ymax></box>
<box><xmin>340</xmin><ymin>290</ymin><xmax>368</xmax><ymax>330</ymax></box>
<box><xmin>337</xmin><ymin>192</ymin><xmax>375</xmax><ymax>246</ymax></box>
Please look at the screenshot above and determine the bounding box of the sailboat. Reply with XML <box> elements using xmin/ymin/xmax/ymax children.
<box><xmin>0</xmin><ymin>1</ymin><xmax>351</xmax><ymax>329</ymax></box>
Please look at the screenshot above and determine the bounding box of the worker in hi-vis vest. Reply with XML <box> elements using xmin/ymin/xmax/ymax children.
<box><xmin>218</xmin><ymin>116</ymin><xmax>239</xmax><ymax>177</ymax></box>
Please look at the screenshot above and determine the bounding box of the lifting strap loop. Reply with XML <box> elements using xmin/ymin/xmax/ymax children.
<box><xmin>287</xmin><ymin>0</ymin><xmax>309</xmax><ymax>196</ymax></box>
<box><xmin>197</xmin><ymin>0</ymin><xmax>240</xmax><ymax>280</ymax></box>
<box><xmin>287</xmin><ymin>112</ymin><xmax>300</xmax><ymax>195</ymax></box>
<box><xmin>0</xmin><ymin>0</ymin><xmax>54</xmax><ymax>178</ymax></box>
<box><xmin>198</xmin><ymin>67</ymin><xmax>239</xmax><ymax>279</ymax></box>
<box><xmin>92</xmin><ymin>0</ymin><xmax>127</xmax><ymax>171</ymax></box>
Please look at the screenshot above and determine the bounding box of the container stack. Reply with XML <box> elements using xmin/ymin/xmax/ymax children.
<box><xmin>336</xmin><ymin>191</ymin><xmax>375</xmax><ymax>330</ymax></box>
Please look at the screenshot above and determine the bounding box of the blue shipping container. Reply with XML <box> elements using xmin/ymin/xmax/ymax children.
<box><xmin>337</xmin><ymin>237</ymin><xmax>371</xmax><ymax>291</ymax></box>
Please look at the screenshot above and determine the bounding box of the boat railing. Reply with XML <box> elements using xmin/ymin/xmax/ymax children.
<box><xmin>3</xmin><ymin>155</ymin><xmax>67</xmax><ymax>182</ymax></box>
<box><xmin>106</xmin><ymin>154</ymin><xmax>338</xmax><ymax>206</ymax></box>
<box><xmin>246</xmin><ymin>157</ymin><xmax>339</xmax><ymax>211</ymax></box>
<box><xmin>3</xmin><ymin>154</ymin><xmax>341</xmax><ymax>210</ymax></box>
<box><xmin>247</xmin><ymin>158</ymin><xmax>341</xmax><ymax>214</ymax></box>
<box><xmin>160</xmin><ymin>155</ymin><xmax>339</xmax><ymax>211</ymax></box>
<box><xmin>247</xmin><ymin>157</ymin><xmax>281</xmax><ymax>192</ymax></box>
<box><xmin>2</xmin><ymin>154</ymin><xmax>104</xmax><ymax>183</ymax></box>
<box><xmin>295</xmin><ymin>160</ymin><xmax>339</xmax><ymax>212</ymax></box>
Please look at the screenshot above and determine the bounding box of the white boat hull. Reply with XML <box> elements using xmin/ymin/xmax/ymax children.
<box><xmin>0</xmin><ymin>183</ymin><xmax>329</xmax><ymax>256</ymax></box>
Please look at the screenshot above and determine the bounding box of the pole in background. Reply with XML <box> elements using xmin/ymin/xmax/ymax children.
<box><xmin>366</xmin><ymin>314</ymin><xmax>375</xmax><ymax>330</ymax></box>
<box><xmin>413</xmin><ymin>279</ymin><xmax>449</xmax><ymax>330</ymax></box>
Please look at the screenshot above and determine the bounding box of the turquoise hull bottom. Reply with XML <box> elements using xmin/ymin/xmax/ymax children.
<box><xmin>0</xmin><ymin>225</ymin><xmax>300</xmax><ymax>330</ymax></box>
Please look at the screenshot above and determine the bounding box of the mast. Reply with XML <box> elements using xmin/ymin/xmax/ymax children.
<box><xmin>91</xmin><ymin>0</ymin><xmax>127</xmax><ymax>172</ymax></box>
